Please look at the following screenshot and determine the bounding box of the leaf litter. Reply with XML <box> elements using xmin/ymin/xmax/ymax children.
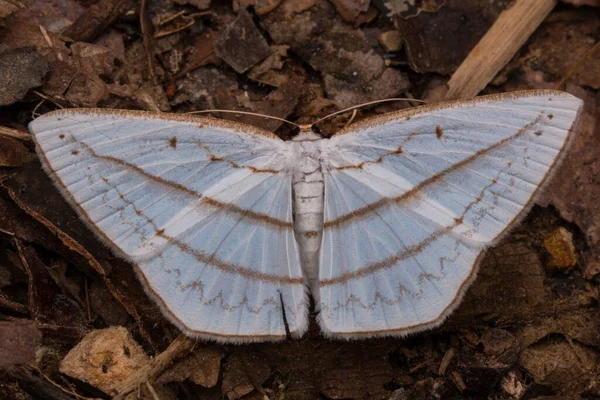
<box><xmin>0</xmin><ymin>0</ymin><xmax>599</xmax><ymax>399</ymax></box>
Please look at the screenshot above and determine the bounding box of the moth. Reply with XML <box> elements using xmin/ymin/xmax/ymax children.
<box><xmin>30</xmin><ymin>90</ymin><xmax>583</xmax><ymax>342</ymax></box>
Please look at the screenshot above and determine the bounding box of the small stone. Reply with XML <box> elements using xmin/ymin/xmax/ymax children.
<box><xmin>379</xmin><ymin>31</ymin><xmax>403</xmax><ymax>52</ymax></box>
<box><xmin>543</xmin><ymin>227</ymin><xmax>577</xmax><ymax>271</ymax></box>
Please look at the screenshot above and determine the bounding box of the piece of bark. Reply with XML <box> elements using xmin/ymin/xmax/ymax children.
<box><xmin>395</xmin><ymin>0</ymin><xmax>506</xmax><ymax>75</ymax></box>
<box><xmin>0</xmin><ymin>320</ymin><xmax>41</xmax><ymax>367</ymax></box>
<box><xmin>445</xmin><ymin>0</ymin><xmax>557</xmax><ymax>100</ymax></box>
<box><xmin>61</xmin><ymin>0</ymin><xmax>136</xmax><ymax>43</ymax></box>
<box><xmin>0</xmin><ymin>46</ymin><xmax>48</xmax><ymax>106</ymax></box>
<box><xmin>0</xmin><ymin>136</ymin><xmax>30</xmax><ymax>167</ymax></box>
<box><xmin>214</xmin><ymin>8</ymin><xmax>271</xmax><ymax>73</ymax></box>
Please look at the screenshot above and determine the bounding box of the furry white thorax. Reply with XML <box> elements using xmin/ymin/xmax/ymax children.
<box><xmin>290</xmin><ymin>130</ymin><xmax>324</xmax><ymax>289</ymax></box>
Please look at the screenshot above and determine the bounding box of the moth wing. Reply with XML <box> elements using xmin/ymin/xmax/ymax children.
<box><xmin>30</xmin><ymin>110</ymin><xmax>308</xmax><ymax>342</ymax></box>
<box><xmin>317</xmin><ymin>90</ymin><xmax>582</xmax><ymax>338</ymax></box>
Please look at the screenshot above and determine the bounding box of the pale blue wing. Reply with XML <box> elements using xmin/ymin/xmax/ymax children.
<box><xmin>30</xmin><ymin>110</ymin><xmax>308</xmax><ymax>342</ymax></box>
<box><xmin>317</xmin><ymin>90</ymin><xmax>582</xmax><ymax>338</ymax></box>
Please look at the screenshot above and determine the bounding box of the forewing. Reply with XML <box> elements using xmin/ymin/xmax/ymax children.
<box><xmin>30</xmin><ymin>110</ymin><xmax>307</xmax><ymax>342</ymax></box>
<box><xmin>317</xmin><ymin>90</ymin><xmax>582</xmax><ymax>338</ymax></box>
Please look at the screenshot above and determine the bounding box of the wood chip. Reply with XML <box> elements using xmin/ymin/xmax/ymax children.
<box><xmin>543</xmin><ymin>227</ymin><xmax>577</xmax><ymax>270</ymax></box>
<box><xmin>445</xmin><ymin>0</ymin><xmax>557</xmax><ymax>100</ymax></box>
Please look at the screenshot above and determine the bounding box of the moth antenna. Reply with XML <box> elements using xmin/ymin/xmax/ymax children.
<box><xmin>188</xmin><ymin>109</ymin><xmax>301</xmax><ymax>128</ymax></box>
<box><xmin>309</xmin><ymin>97</ymin><xmax>429</xmax><ymax>129</ymax></box>
<box><xmin>342</xmin><ymin>109</ymin><xmax>358</xmax><ymax>129</ymax></box>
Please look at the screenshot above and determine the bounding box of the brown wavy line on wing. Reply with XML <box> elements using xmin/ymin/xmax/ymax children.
<box><xmin>106</xmin><ymin>179</ymin><xmax>304</xmax><ymax>285</ymax></box>
<box><xmin>320</xmin><ymin>151</ymin><xmax>518</xmax><ymax>286</ymax></box>
<box><xmin>323</xmin><ymin>114</ymin><xmax>542</xmax><ymax>229</ymax></box>
<box><xmin>78</xmin><ymin>140</ymin><xmax>293</xmax><ymax>229</ymax></box>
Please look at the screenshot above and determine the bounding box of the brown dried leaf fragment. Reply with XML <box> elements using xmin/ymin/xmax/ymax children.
<box><xmin>0</xmin><ymin>320</ymin><xmax>41</xmax><ymax>367</ymax></box>
<box><xmin>222</xmin><ymin>352</ymin><xmax>271</xmax><ymax>400</ymax></box>
<box><xmin>395</xmin><ymin>0</ymin><xmax>505</xmax><ymax>74</ymax></box>
<box><xmin>247</xmin><ymin>45</ymin><xmax>290</xmax><ymax>87</ymax></box>
<box><xmin>0</xmin><ymin>0</ymin><xmax>24</xmax><ymax>19</ymax></box>
<box><xmin>330</xmin><ymin>0</ymin><xmax>370</xmax><ymax>22</ymax></box>
<box><xmin>323</xmin><ymin>50</ymin><xmax>410</xmax><ymax>107</ymax></box>
<box><xmin>234</xmin><ymin>0</ymin><xmax>282</xmax><ymax>15</ymax></box>
<box><xmin>157</xmin><ymin>347</ymin><xmax>223</xmax><ymax>387</ymax></box>
<box><xmin>383</xmin><ymin>0</ymin><xmax>445</xmax><ymax>18</ymax></box>
<box><xmin>520</xmin><ymin>340</ymin><xmax>596</xmax><ymax>394</ymax></box>
<box><xmin>16</xmin><ymin>241</ymin><xmax>89</xmax><ymax>340</ymax></box>
<box><xmin>214</xmin><ymin>9</ymin><xmax>271</xmax><ymax>73</ymax></box>
<box><xmin>0</xmin><ymin>46</ymin><xmax>48</xmax><ymax>106</ymax></box>
<box><xmin>61</xmin><ymin>0</ymin><xmax>136</xmax><ymax>43</ymax></box>
<box><xmin>0</xmin><ymin>136</ymin><xmax>31</xmax><ymax>167</ymax></box>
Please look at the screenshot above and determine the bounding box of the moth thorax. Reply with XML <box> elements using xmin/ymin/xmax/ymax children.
<box><xmin>293</xmin><ymin>130</ymin><xmax>321</xmax><ymax>142</ymax></box>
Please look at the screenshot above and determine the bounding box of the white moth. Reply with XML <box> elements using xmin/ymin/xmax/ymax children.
<box><xmin>29</xmin><ymin>90</ymin><xmax>582</xmax><ymax>342</ymax></box>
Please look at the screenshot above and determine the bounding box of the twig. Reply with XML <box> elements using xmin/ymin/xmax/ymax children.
<box><xmin>112</xmin><ymin>335</ymin><xmax>196</xmax><ymax>399</ymax></box>
<box><xmin>0</xmin><ymin>126</ymin><xmax>31</xmax><ymax>141</ymax></box>
<box><xmin>445</xmin><ymin>0</ymin><xmax>557</xmax><ymax>100</ymax></box>
<box><xmin>38</xmin><ymin>25</ymin><xmax>53</xmax><ymax>47</ymax></box>
<box><xmin>153</xmin><ymin>11</ymin><xmax>214</xmax><ymax>39</ymax></box>
<box><xmin>61</xmin><ymin>0</ymin><xmax>134</xmax><ymax>43</ymax></box>
<box><xmin>140</xmin><ymin>0</ymin><xmax>155</xmax><ymax>82</ymax></box>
